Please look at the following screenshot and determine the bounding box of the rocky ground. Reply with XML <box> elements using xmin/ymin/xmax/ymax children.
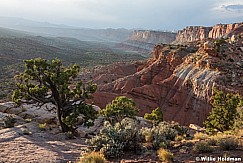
<box><xmin>0</xmin><ymin>122</ymin><xmax>242</xmax><ymax>163</ymax></box>
<box><xmin>0</xmin><ymin>122</ymin><xmax>86</xmax><ymax>163</ymax></box>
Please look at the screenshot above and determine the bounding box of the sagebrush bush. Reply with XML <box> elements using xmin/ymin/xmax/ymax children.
<box><xmin>207</xmin><ymin>136</ymin><xmax>217</xmax><ymax>146</ymax></box>
<box><xmin>192</xmin><ymin>141</ymin><xmax>213</xmax><ymax>153</ymax></box>
<box><xmin>79</xmin><ymin>152</ymin><xmax>106</xmax><ymax>163</ymax></box>
<box><xmin>218</xmin><ymin>137</ymin><xmax>239</xmax><ymax>150</ymax></box>
<box><xmin>157</xmin><ymin>148</ymin><xmax>174</xmax><ymax>162</ymax></box>
<box><xmin>86</xmin><ymin>118</ymin><xmax>141</xmax><ymax>158</ymax></box>
<box><xmin>194</xmin><ymin>132</ymin><xmax>209</xmax><ymax>140</ymax></box>
<box><xmin>140</xmin><ymin>121</ymin><xmax>186</xmax><ymax>149</ymax></box>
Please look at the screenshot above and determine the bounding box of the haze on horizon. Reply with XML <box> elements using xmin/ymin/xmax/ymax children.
<box><xmin>0</xmin><ymin>0</ymin><xmax>242</xmax><ymax>30</ymax></box>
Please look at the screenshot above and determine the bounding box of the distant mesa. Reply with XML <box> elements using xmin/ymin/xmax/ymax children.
<box><xmin>117</xmin><ymin>30</ymin><xmax>176</xmax><ymax>54</ymax></box>
<box><xmin>174</xmin><ymin>22</ymin><xmax>243</xmax><ymax>44</ymax></box>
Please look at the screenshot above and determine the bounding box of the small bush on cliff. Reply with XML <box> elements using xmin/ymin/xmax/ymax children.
<box><xmin>204</xmin><ymin>89</ymin><xmax>241</xmax><ymax>134</ymax></box>
<box><xmin>144</xmin><ymin>107</ymin><xmax>163</xmax><ymax>125</ymax></box>
<box><xmin>86</xmin><ymin>118</ymin><xmax>141</xmax><ymax>158</ymax></box>
<box><xmin>100</xmin><ymin>96</ymin><xmax>138</xmax><ymax>124</ymax></box>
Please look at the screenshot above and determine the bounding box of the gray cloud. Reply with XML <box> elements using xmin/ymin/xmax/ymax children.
<box><xmin>223</xmin><ymin>4</ymin><xmax>243</xmax><ymax>13</ymax></box>
<box><xmin>0</xmin><ymin>0</ymin><xmax>241</xmax><ymax>30</ymax></box>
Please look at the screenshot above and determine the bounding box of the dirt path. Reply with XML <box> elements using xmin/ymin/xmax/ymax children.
<box><xmin>0</xmin><ymin>122</ymin><xmax>86</xmax><ymax>163</ymax></box>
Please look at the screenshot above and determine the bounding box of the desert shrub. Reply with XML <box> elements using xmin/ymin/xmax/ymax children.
<box><xmin>194</xmin><ymin>132</ymin><xmax>209</xmax><ymax>140</ymax></box>
<box><xmin>140</xmin><ymin>121</ymin><xmax>180</xmax><ymax>149</ymax></box>
<box><xmin>192</xmin><ymin>141</ymin><xmax>213</xmax><ymax>153</ymax></box>
<box><xmin>79</xmin><ymin>152</ymin><xmax>106</xmax><ymax>163</ymax></box>
<box><xmin>86</xmin><ymin>118</ymin><xmax>141</xmax><ymax>158</ymax></box>
<box><xmin>207</xmin><ymin>136</ymin><xmax>218</xmax><ymax>146</ymax></box>
<box><xmin>100</xmin><ymin>96</ymin><xmax>138</xmax><ymax>124</ymax></box>
<box><xmin>175</xmin><ymin>135</ymin><xmax>185</xmax><ymax>142</ymax></box>
<box><xmin>157</xmin><ymin>148</ymin><xmax>174</xmax><ymax>162</ymax></box>
<box><xmin>3</xmin><ymin>115</ymin><xmax>16</xmax><ymax>128</ymax></box>
<box><xmin>38</xmin><ymin>123</ymin><xmax>46</xmax><ymax>131</ymax></box>
<box><xmin>169</xmin><ymin>121</ymin><xmax>189</xmax><ymax>136</ymax></box>
<box><xmin>218</xmin><ymin>137</ymin><xmax>239</xmax><ymax>150</ymax></box>
<box><xmin>144</xmin><ymin>107</ymin><xmax>163</xmax><ymax>125</ymax></box>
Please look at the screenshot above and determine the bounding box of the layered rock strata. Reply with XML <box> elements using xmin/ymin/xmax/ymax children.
<box><xmin>175</xmin><ymin>22</ymin><xmax>243</xmax><ymax>44</ymax></box>
<box><xmin>90</xmin><ymin>31</ymin><xmax>243</xmax><ymax>126</ymax></box>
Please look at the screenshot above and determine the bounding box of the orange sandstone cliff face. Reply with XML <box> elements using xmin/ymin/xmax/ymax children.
<box><xmin>175</xmin><ymin>22</ymin><xmax>243</xmax><ymax>44</ymax></box>
<box><xmin>89</xmin><ymin>25</ymin><xmax>243</xmax><ymax>126</ymax></box>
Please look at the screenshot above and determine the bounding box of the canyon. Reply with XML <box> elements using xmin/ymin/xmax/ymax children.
<box><xmin>89</xmin><ymin>23</ymin><xmax>243</xmax><ymax>126</ymax></box>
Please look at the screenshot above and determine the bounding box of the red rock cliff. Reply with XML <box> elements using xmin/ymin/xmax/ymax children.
<box><xmin>175</xmin><ymin>22</ymin><xmax>243</xmax><ymax>44</ymax></box>
<box><xmin>90</xmin><ymin>25</ymin><xmax>243</xmax><ymax>126</ymax></box>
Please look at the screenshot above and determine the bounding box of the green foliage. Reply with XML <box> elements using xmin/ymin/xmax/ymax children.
<box><xmin>140</xmin><ymin>121</ymin><xmax>187</xmax><ymax>149</ymax></box>
<box><xmin>79</xmin><ymin>152</ymin><xmax>106</xmax><ymax>163</ymax></box>
<box><xmin>144</xmin><ymin>107</ymin><xmax>163</xmax><ymax>125</ymax></box>
<box><xmin>204</xmin><ymin>89</ymin><xmax>241</xmax><ymax>133</ymax></box>
<box><xmin>214</xmin><ymin>38</ymin><xmax>226</xmax><ymax>46</ymax></box>
<box><xmin>3</xmin><ymin>115</ymin><xmax>16</xmax><ymax>128</ymax></box>
<box><xmin>12</xmin><ymin>58</ymin><xmax>97</xmax><ymax>132</ymax></box>
<box><xmin>192</xmin><ymin>141</ymin><xmax>214</xmax><ymax>153</ymax></box>
<box><xmin>234</xmin><ymin>99</ymin><xmax>243</xmax><ymax>130</ymax></box>
<box><xmin>86</xmin><ymin>118</ymin><xmax>141</xmax><ymax>158</ymax></box>
<box><xmin>100</xmin><ymin>96</ymin><xmax>138</xmax><ymax>123</ymax></box>
<box><xmin>157</xmin><ymin>148</ymin><xmax>174</xmax><ymax>162</ymax></box>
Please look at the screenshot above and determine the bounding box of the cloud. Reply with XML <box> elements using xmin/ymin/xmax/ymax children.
<box><xmin>0</xmin><ymin>0</ymin><xmax>241</xmax><ymax>29</ymax></box>
<box><xmin>223</xmin><ymin>4</ymin><xmax>243</xmax><ymax>13</ymax></box>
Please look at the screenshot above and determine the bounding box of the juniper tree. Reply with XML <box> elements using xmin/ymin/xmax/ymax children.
<box><xmin>204</xmin><ymin>89</ymin><xmax>240</xmax><ymax>133</ymax></box>
<box><xmin>144</xmin><ymin>107</ymin><xmax>163</xmax><ymax>125</ymax></box>
<box><xmin>12</xmin><ymin>58</ymin><xmax>97</xmax><ymax>132</ymax></box>
<box><xmin>100</xmin><ymin>96</ymin><xmax>138</xmax><ymax>124</ymax></box>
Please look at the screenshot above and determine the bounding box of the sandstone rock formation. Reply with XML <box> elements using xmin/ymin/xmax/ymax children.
<box><xmin>175</xmin><ymin>22</ymin><xmax>243</xmax><ymax>44</ymax></box>
<box><xmin>89</xmin><ymin>29</ymin><xmax>243</xmax><ymax>126</ymax></box>
<box><xmin>117</xmin><ymin>30</ymin><xmax>176</xmax><ymax>54</ymax></box>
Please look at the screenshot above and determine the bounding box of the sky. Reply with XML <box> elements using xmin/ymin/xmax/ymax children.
<box><xmin>0</xmin><ymin>0</ymin><xmax>242</xmax><ymax>30</ymax></box>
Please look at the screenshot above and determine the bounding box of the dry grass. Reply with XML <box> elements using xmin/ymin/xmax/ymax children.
<box><xmin>193</xmin><ymin>132</ymin><xmax>209</xmax><ymax>140</ymax></box>
<box><xmin>192</xmin><ymin>141</ymin><xmax>214</xmax><ymax>153</ymax></box>
<box><xmin>157</xmin><ymin>148</ymin><xmax>174</xmax><ymax>162</ymax></box>
<box><xmin>79</xmin><ymin>152</ymin><xmax>106</xmax><ymax>163</ymax></box>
